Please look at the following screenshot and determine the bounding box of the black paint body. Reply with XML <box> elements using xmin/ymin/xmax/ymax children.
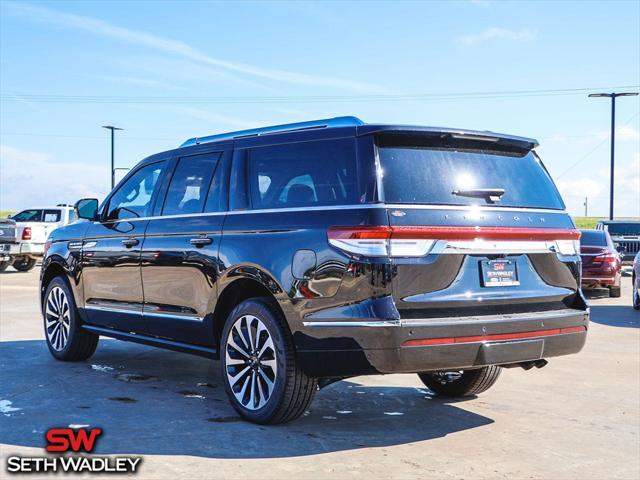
<box><xmin>41</xmin><ymin>124</ymin><xmax>589</xmax><ymax>378</ymax></box>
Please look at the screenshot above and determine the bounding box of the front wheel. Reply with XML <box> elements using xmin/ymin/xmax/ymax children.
<box><xmin>418</xmin><ymin>366</ymin><xmax>502</xmax><ymax>397</ymax></box>
<box><xmin>0</xmin><ymin>261</ymin><xmax>9</xmax><ymax>272</ymax></box>
<box><xmin>13</xmin><ymin>257</ymin><xmax>37</xmax><ymax>272</ymax></box>
<box><xmin>221</xmin><ymin>298</ymin><xmax>317</xmax><ymax>424</ymax></box>
<box><xmin>43</xmin><ymin>277</ymin><xmax>99</xmax><ymax>361</ymax></box>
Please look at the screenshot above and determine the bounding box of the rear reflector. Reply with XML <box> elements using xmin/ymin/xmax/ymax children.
<box><xmin>328</xmin><ymin>226</ymin><xmax>581</xmax><ymax>257</ymax></box>
<box><xmin>402</xmin><ymin>325</ymin><xmax>587</xmax><ymax>347</ymax></box>
<box><xmin>22</xmin><ymin>226</ymin><xmax>32</xmax><ymax>241</ymax></box>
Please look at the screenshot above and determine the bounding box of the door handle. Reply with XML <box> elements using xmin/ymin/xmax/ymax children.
<box><xmin>190</xmin><ymin>237</ymin><xmax>213</xmax><ymax>247</ymax></box>
<box><xmin>122</xmin><ymin>238</ymin><xmax>140</xmax><ymax>248</ymax></box>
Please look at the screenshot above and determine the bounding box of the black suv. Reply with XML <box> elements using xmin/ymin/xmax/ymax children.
<box><xmin>40</xmin><ymin>117</ymin><xmax>588</xmax><ymax>424</ymax></box>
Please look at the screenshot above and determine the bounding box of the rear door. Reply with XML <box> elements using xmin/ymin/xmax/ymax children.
<box><xmin>375</xmin><ymin>135</ymin><xmax>581</xmax><ymax>318</ymax></box>
<box><xmin>82</xmin><ymin>161</ymin><xmax>166</xmax><ymax>332</ymax></box>
<box><xmin>141</xmin><ymin>150</ymin><xmax>230</xmax><ymax>345</ymax></box>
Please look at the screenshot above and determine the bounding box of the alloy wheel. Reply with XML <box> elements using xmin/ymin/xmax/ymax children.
<box><xmin>45</xmin><ymin>286</ymin><xmax>71</xmax><ymax>351</ymax></box>
<box><xmin>225</xmin><ymin>315</ymin><xmax>277</xmax><ymax>410</ymax></box>
<box><xmin>431</xmin><ymin>371</ymin><xmax>464</xmax><ymax>385</ymax></box>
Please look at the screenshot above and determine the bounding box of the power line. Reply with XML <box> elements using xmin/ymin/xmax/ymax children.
<box><xmin>1</xmin><ymin>85</ymin><xmax>638</xmax><ymax>104</ymax></box>
<box><xmin>556</xmin><ymin>111</ymin><xmax>640</xmax><ymax>179</ymax></box>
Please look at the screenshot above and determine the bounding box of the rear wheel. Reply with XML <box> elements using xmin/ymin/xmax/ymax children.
<box><xmin>221</xmin><ymin>298</ymin><xmax>317</xmax><ymax>424</ymax></box>
<box><xmin>418</xmin><ymin>366</ymin><xmax>502</xmax><ymax>397</ymax></box>
<box><xmin>0</xmin><ymin>261</ymin><xmax>9</xmax><ymax>272</ymax></box>
<box><xmin>44</xmin><ymin>277</ymin><xmax>99</xmax><ymax>361</ymax></box>
<box><xmin>13</xmin><ymin>257</ymin><xmax>37</xmax><ymax>272</ymax></box>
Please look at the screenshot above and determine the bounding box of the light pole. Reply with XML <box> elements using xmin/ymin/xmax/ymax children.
<box><xmin>102</xmin><ymin>126</ymin><xmax>123</xmax><ymax>189</ymax></box>
<box><xmin>588</xmin><ymin>92</ymin><xmax>639</xmax><ymax>220</ymax></box>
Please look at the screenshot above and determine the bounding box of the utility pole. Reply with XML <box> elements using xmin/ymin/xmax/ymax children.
<box><xmin>588</xmin><ymin>92</ymin><xmax>639</xmax><ymax>220</ymax></box>
<box><xmin>102</xmin><ymin>126</ymin><xmax>123</xmax><ymax>189</ymax></box>
<box><xmin>584</xmin><ymin>197</ymin><xmax>588</xmax><ymax>217</ymax></box>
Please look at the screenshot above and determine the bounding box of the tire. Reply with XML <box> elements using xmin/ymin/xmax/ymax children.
<box><xmin>13</xmin><ymin>257</ymin><xmax>37</xmax><ymax>272</ymax></box>
<box><xmin>609</xmin><ymin>286</ymin><xmax>621</xmax><ymax>298</ymax></box>
<box><xmin>418</xmin><ymin>366</ymin><xmax>502</xmax><ymax>397</ymax></box>
<box><xmin>0</xmin><ymin>261</ymin><xmax>9</xmax><ymax>272</ymax></box>
<box><xmin>633</xmin><ymin>275</ymin><xmax>640</xmax><ymax>310</ymax></box>
<box><xmin>43</xmin><ymin>277</ymin><xmax>99</xmax><ymax>361</ymax></box>
<box><xmin>220</xmin><ymin>297</ymin><xmax>317</xmax><ymax>424</ymax></box>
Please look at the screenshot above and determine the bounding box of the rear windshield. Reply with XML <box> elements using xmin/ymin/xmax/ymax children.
<box><xmin>378</xmin><ymin>145</ymin><xmax>565</xmax><ymax>209</ymax></box>
<box><xmin>580</xmin><ymin>230</ymin><xmax>607</xmax><ymax>246</ymax></box>
<box><xmin>603</xmin><ymin>223</ymin><xmax>640</xmax><ymax>235</ymax></box>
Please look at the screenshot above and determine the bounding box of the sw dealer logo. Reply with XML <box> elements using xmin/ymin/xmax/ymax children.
<box><xmin>6</xmin><ymin>427</ymin><xmax>142</xmax><ymax>474</ymax></box>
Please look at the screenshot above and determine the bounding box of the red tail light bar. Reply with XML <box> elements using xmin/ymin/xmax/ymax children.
<box><xmin>328</xmin><ymin>226</ymin><xmax>581</xmax><ymax>257</ymax></box>
<box><xmin>21</xmin><ymin>226</ymin><xmax>32</xmax><ymax>241</ymax></box>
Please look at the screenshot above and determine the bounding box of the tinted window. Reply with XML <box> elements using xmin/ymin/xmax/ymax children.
<box><xmin>378</xmin><ymin>145</ymin><xmax>564</xmax><ymax>209</ymax></box>
<box><xmin>43</xmin><ymin>210</ymin><xmax>61</xmax><ymax>222</ymax></box>
<box><xmin>580</xmin><ymin>230</ymin><xmax>607</xmax><ymax>246</ymax></box>
<box><xmin>247</xmin><ymin>139</ymin><xmax>359</xmax><ymax>209</ymax></box>
<box><xmin>163</xmin><ymin>154</ymin><xmax>220</xmax><ymax>215</ymax></box>
<box><xmin>12</xmin><ymin>210</ymin><xmax>42</xmax><ymax>222</ymax></box>
<box><xmin>107</xmin><ymin>162</ymin><xmax>164</xmax><ymax>220</ymax></box>
<box><xmin>603</xmin><ymin>223</ymin><xmax>640</xmax><ymax>235</ymax></box>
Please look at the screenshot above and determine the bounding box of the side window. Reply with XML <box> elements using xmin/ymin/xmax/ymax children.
<box><xmin>106</xmin><ymin>162</ymin><xmax>164</xmax><ymax>220</ymax></box>
<box><xmin>247</xmin><ymin>139</ymin><xmax>358</xmax><ymax>209</ymax></box>
<box><xmin>163</xmin><ymin>153</ymin><xmax>220</xmax><ymax>215</ymax></box>
<box><xmin>43</xmin><ymin>210</ymin><xmax>62</xmax><ymax>222</ymax></box>
<box><xmin>68</xmin><ymin>209</ymin><xmax>77</xmax><ymax>223</ymax></box>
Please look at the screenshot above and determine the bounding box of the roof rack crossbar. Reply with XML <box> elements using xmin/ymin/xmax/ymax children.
<box><xmin>180</xmin><ymin>116</ymin><xmax>364</xmax><ymax>147</ymax></box>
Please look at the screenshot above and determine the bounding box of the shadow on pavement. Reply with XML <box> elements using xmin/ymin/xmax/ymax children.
<box><xmin>589</xmin><ymin>305</ymin><xmax>640</xmax><ymax>329</ymax></box>
<box><xmin>0</xmin><ymin>339</ymin><xmax>493</xmax><ymax>459</ymax></box>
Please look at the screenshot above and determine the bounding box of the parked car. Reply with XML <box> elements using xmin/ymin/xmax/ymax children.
<box><xmin>579</xmin><ymin>229</ymin><xmax>623</xmax><ymax>297</ymax></box>
<box><xmin>40</xmin><ymin>117</ymin><xmax>588</xmax><ymax>424</ymax></box>
<box><xmin>8</xmin><ymin>205</ymin><xmax>76</xmax><ymax>271</ymax></box>
<box><xmin>595</xmin><ymin>220</ymin><xmax>640</xmax><ymax>263</ymax></box>
<box><xmin>0</xmin><ymin>217</ymin><xmax>17</xmax><ymax>272</ymax></box>
<box><xmin>633</xmin><ymin>252</ymin><xmax>640</xmax><ymax>310</ymax></box>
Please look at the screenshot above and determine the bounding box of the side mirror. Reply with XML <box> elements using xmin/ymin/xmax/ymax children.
<box><xmin>615</xmin><ymin>244</ymin><xmax>626</xmax><ymax>253</ymax></box>
<box><xmin>75</xmin><ymin>198</ymin><xmax>99</xmax><ymax>221</ymax></box>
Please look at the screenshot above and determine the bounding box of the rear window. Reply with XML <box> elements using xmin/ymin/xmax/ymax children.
<box><xmin>580</xmin><ymin>230</ymin><xmax>607</xmax><ymax>246</ymax></box>
<box><xmin>378</xmin><ymin>144</ymin><xmax>564</xmax><ymax>209</ymax></box>
<box><xmin>247</xmin><ymin>138</ymin><xmax>360</xmax><ymax>209</ymax></box>
<box><xmin>13</xmin><ymin>209</ymin><xmax>62</xmax><ymax>222</ymax></box>
<box><xmin>603</xmin><ymin>223</ymin><xmax>640</xmax><ymax>235</ymax></box>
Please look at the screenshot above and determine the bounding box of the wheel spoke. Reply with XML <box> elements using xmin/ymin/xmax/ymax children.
<box><xmin>228</xmin><ymin>336</ymin><xmax>250</xmax><ymax>358</ymax></box>
<box><xmin>229</xmin><ymin>365</ymin><xmax>251</xmax><ymax>387</ymax></box>
<box><xmin>225</xmin><ymin>351</ymin><xmax>246</xmax><ymax>365</ymax></box>
<box><xmin>258</xmin><ymin>367</ymin><xmax>274</xmax><ymax>392</ymax></box>
<box><xmin>236</xmin><ymin>374</ymin><xmax>251</xmax><ymax>406</ymax></box>
<box><xmin>243</xmin><ymin>316</ymin><xmax>255</xmax><ymax>352</ymax></box>
<box><xmin>233</xmin><ymin>323</ymin><xmax>250</xmax><ymax>351</ymax></box>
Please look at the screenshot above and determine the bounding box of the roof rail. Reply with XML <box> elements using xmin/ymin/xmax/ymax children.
<box><xmin>179</xmin><ymin>116</ymin><xmax>364</xmax><ymax>147</ymax></box>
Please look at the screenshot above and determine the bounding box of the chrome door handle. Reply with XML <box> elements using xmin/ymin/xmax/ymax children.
<box><xmin>122</xmin><ymin>238</ymin><xmax>139</xmax><ymax>248</ymax></box>
<box><xmin>190</xmin><ymin>237</ymin><xmax>213</xmax><ymax>247</ymax></box>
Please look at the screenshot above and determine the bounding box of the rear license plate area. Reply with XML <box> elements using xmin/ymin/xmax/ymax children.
<box><xmin>477</xmin><ymin>339</ymin><xmax>544</xmax><ymax>365</ymax></box>
<box><xmin>480</xmin><ymin>259</ymin><xmax>519</xmax><ymax>287</ymax></box>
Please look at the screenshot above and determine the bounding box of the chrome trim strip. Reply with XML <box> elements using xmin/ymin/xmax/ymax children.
<box><xmin>302</xmin><ymin>320</ymin><xmax>400</xmax><ymax>327</ymax></box>
<box><xmin>84</xmin><ymin>304</ymin><xmax>203</xmax><ymax>322</ymax></box>
<box><xmin>94</xmin><ymin>203</ymin><xmax>564</xmax><ymax>225</ymax></box>
<box><xmin>435</xmin><ymin>239</ymin><xmax>559</xmax><ymax>255</ymax></box>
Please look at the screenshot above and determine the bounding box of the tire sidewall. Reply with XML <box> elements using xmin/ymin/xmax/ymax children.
<box><xmin>44</xmin><ymin>277</ymin><xmax>80</xmax><ymax>359</ymax></box>
<box><xmin>220</xmin><ymin>299</ymin><xmax>290</xmax><ymax>423</ymax></box>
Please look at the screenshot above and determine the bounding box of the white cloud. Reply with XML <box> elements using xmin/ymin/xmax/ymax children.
<box><xmin>595</xmin><ymin>125</ymin><xmax>640</xmax><ymax>142</ymax></box>
<box><xmin>5</xmin><ymin>3</ymin><xmax>390</xmax><ymax>94</ymax></box>
<box><xmin>556</xmin><ymin>154</ymin><xmax>640</xmax><ymax>217</ymax></box>
<box><xmin>0</xmin><ymin>145</ymin><xmax>110</xmax><ymax>211</ymax></box>
<box><xmin>458</xmin><ymin>27</ymin><xmax>538</xmax><ymax>46</ymax></box>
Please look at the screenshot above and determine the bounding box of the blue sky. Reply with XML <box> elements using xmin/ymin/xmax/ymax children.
<box><xmin>1</xmin><ymin>0</ymin><xmax>638</xmax><ymax>216</ymax></box>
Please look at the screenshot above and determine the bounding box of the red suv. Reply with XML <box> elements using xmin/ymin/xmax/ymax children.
<box><xmin>580</xmin><ymin>229</ymin><xmax>622</xmax><ymax>297</ymax></box>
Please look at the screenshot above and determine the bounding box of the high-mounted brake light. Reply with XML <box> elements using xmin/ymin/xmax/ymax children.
<box><xmin>22</xmin><ymin>226</ymin><xmax>32</xmax><ymax>241</ymax></box>
<box><xmin>328</xmin><ymin>226</ymin><xmax>581</xmax><ymax>257</ymax></box>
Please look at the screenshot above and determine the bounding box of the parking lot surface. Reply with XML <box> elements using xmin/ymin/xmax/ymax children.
<box><xmin>1</xmin><ymin>267</ymin><xmax>639</xmax><ymax>479</ymax></box>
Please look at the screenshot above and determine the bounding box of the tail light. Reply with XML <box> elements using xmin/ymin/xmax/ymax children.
<box><xmin>328</xmin><ymin>226</ymin><xmax>581</xmax><ymax>257</ymax></box>
<box><xmin>592</xmin><ymin>253</ymin><xmax>617</xmax><ymax>265</ymax></box>
<box><xmin>22</xmin><ymin>227</ymin><xmax>32</xmax><ymax>241</ymax></box>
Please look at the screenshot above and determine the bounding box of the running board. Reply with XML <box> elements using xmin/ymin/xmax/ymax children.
<box><xmin>81</xmin><ymin>325</ymin><xmax>218</xmax><ymax>359</ymax></box>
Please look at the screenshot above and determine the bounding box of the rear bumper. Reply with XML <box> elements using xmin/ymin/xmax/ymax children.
<box><xmin>9</xmin><ymin>243</ymin><xmax>44</xmax><ymax>257</ymax></box>
<box><xmin>296</xmin><ymin>309</ymin><xmax>589</xmax><ymax>377</ymax></box>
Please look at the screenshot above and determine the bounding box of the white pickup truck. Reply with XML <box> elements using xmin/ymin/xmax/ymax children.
<box><xmin>6</xmin><ymin>205</ymin><xmax>77</xmax><ymax>271</ymax></box>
